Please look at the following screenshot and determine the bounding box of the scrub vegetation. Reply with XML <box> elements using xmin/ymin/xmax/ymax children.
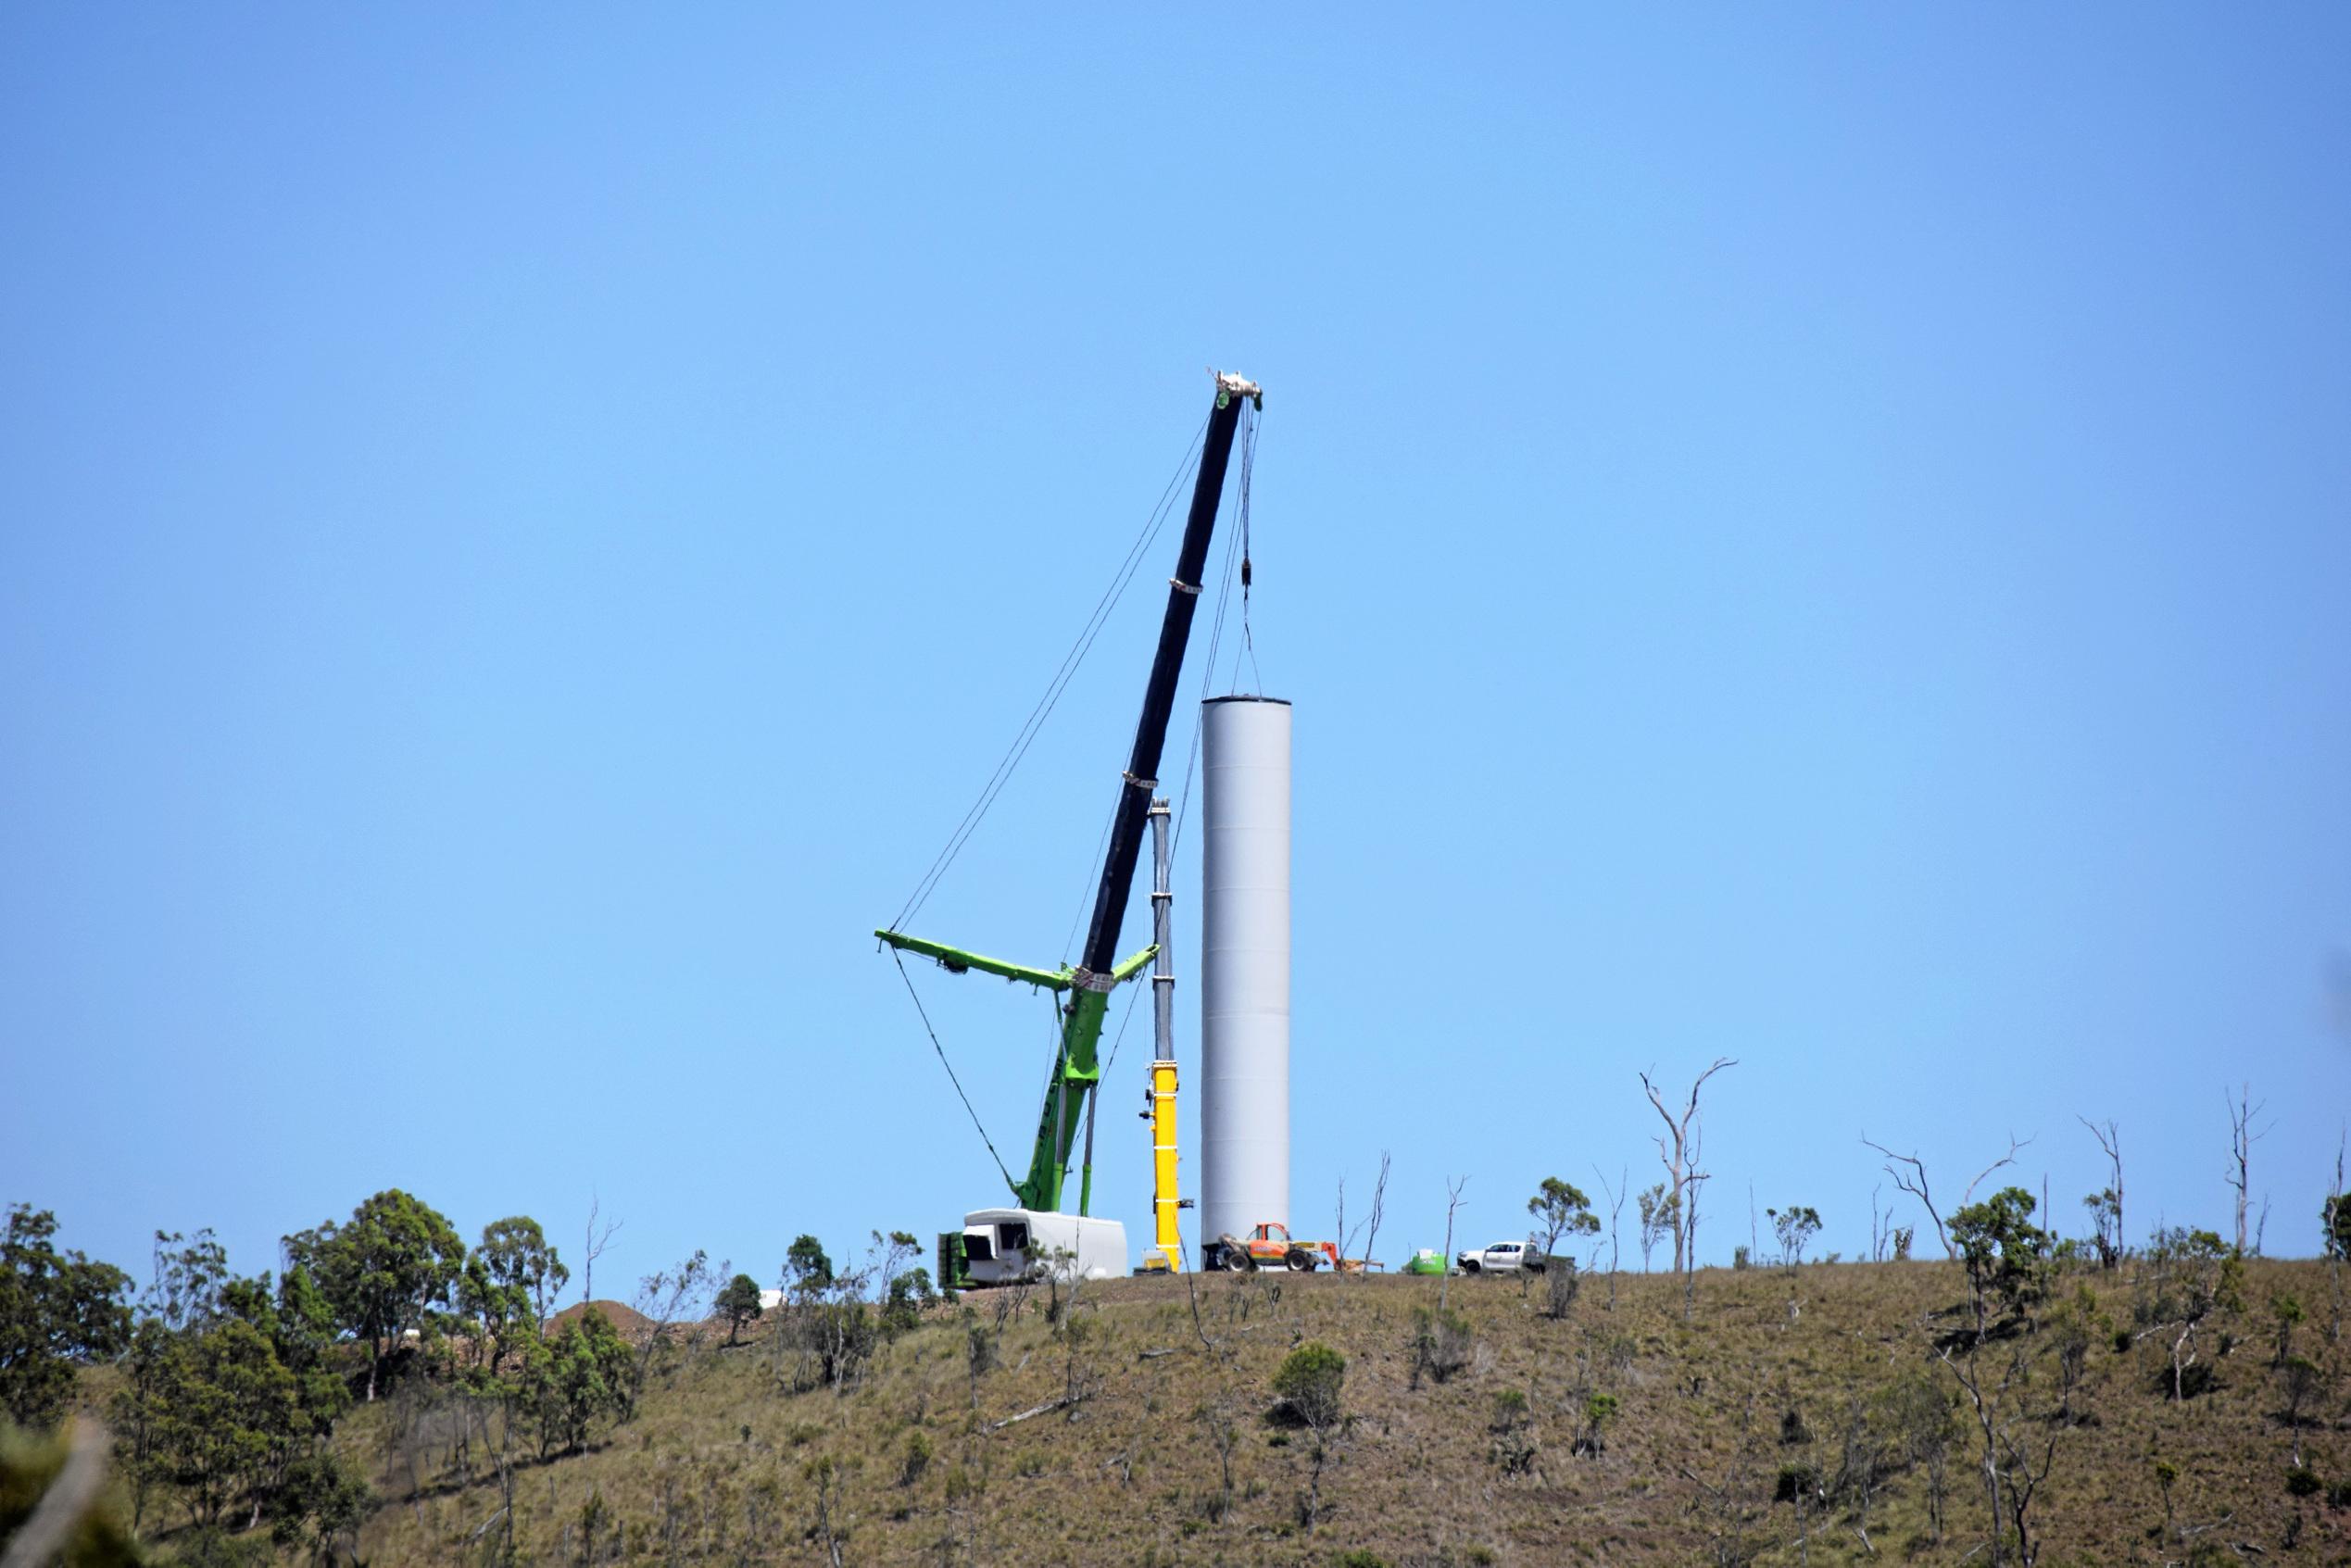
<box><xmin>6</xmin><ymin>1175</ymin><xmax>2351</xmax><ymax>1565</ymax></box>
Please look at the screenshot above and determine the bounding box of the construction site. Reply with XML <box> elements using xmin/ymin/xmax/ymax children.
<box><xmin>874</xmin><ymin>370</ymin><xmax>1368</xmax><ymax>1294</ymax></box>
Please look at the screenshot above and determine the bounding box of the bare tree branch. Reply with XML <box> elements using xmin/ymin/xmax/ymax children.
<box><xmin>1960</xmin><ymin>1133</ymin><xmax>2035</xmax><ymax>1209</ymax></box>
<box><xmin>1863</xmin><ymin>1135</ymin><xmax>1953</xmax><ymax>1260</ymax></box>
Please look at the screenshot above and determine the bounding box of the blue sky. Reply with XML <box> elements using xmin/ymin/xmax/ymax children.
<box><xmin>5</xmin><ymin>7</ymin><xmax>2347</xmax><ymax>1297</ymax></box>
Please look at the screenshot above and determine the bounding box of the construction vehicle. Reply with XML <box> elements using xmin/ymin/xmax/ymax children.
<box><xmin>879</xmin><ymin>372</ymin><xmax>1264</xmax><ymax>1290</ymax></box>
<box><xmin>1207</xmin><ymin>1222</ymin><xmax>1341</xmax><ymax>1273</ymax></box>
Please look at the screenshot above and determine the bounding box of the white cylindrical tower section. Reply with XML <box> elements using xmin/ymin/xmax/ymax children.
<box><xmin>1199</xmin><ymin>695</ymin><xmax>1291</xmax><ymax>1255</ymax></box>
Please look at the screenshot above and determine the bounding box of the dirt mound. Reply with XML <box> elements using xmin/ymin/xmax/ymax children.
<box><xmin>543</xmin><ymin>1299</ymin><xmax>652</xmax><ymax>1336</ymax></box>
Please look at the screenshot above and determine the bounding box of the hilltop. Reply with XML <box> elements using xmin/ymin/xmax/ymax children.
<box><xmin>325</xmin><ymin>1255</ymin><xmax>2346</xmax><ymax>1566</ymax></box>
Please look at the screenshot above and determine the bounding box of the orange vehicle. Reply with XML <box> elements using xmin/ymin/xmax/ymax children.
<box><xmin>1210</xmin><ymin>1223</ymin><xmax>1340</xmax><ymax>1273</ymax></box>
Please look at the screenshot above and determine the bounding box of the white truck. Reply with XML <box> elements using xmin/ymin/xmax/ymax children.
<box><xmin>1455</xmin><ymin>1239</ymin><xmax>1548</xmax><ymax>1274</ymax></box>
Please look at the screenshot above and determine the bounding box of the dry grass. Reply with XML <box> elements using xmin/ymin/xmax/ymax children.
<box><xmin>331</xmin><ymin>1258</ymin><xmax>2349</xmax><ymax>1565</ymax></box>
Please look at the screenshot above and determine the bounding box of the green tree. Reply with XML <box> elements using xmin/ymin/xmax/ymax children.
<box><xmin>2325</xmin><ymin>1188</ymin><xmax>2351</xmax><ymax>1261</ymax></box>
<box><xmin>0</xmin><ymin>1204</ymin><xmax>132</xmax><ymax>1428</ymax></box>
<box><xmin>527</xmin><ymin>1306</ymin><xmax>634</xmax><ymax>1457</ymax></box>
<box><xmin>716</xmin><ymin>1273</ymin><xmax>764</xmax><ymax>1346</ymax></box>
<box><xmin>143</xmin><ymin>1229</ymin><xmax>230</xmax><ymax>1333</ymax></box>
<box><xmin>269</xmin><ymin>1265</ymin><xmax>348</xmax><ymax>1438</ymax></box>
<box><xmin>151</xmin><ymin>1317</ymin><xmax>303</xmax><ymax>1528</ymax></box>
<box><xmin>884</xmin><ymin>1266</ymin><xmax>936</xmax><ymax>1335</ymax></box>
<box><xmin>460</xmin><ymin>1216</ymin><xmax>565</xmax><ymax>1374</ymax></box>
<box><xmin>283</xmin><ymin>1189</ymin><xmax>465</xmax><ymax>1401</ymax></box>
<box><xmin>1527</xmin><ymin>1177</ymin><xmax>1601</xmax><ymax>1262</ymax></box>
<box><xmin>1272</xmin><ymin>1340</ymin><xmax>1347</xmax><ymax>1431</ymax></box>
<box><xmin>785</xmin><ymin>1235</ymin><xmax>833</xmax><ymax>1297</ymax></box>
<box><xmin>1271</xmin><ymin>1341</ymin><xmax>1347</xmax><ymax>1532</ymax></box>
<box><xmin>2082</xmin><ymin>1188</ymin><xmax>2123</xmax><ymax>1270</ymax></box>
<box><xmin>1635</xmin><ymin>1184</ymin><xmax>1678</xmax><ymax>1273</ymax></box>
<box><xmin>2140</xmin><ymin>1226</ymin><xmax>2242</xmax><ymax>1400</ymax></box>
<box><xmin>270</xmin><ymin>1449</ymin><xmax>373</xmax><ymax>1565</ymax></box>
<box><xmin>1949</xmin><ymin>1186</ymin><xmax>2049</xmax><ymax>1330</ymax></box>
<box><xmin>1767</xmin><ymin>1205</ymin><xmax>1824</xmax><ymax>1268</ymax></box>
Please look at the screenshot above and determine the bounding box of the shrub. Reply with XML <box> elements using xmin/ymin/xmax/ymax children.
<box><xmin>1774</xmin><ymin>1463</ymin><xmax>1822</xmax><ymax>1504</ymax></box>
<box><xmin>1543</xmin><ymin>1260</ymin><xmax>1580</xmax><ymax>1319</ymax></box>
<box><xmin>899</xmin><ymin>1430</ymin><xmax>933</xmax><ymax>1488</ymax></box>
<box><xmin>1572</xmin><ymin>1392</ymin><xmax>1620</xmax><ymax>1457</ymax></box>
<box><xmin>2285</xmin><ymin>1467</ymin><xmax>2320</xmax><ymax>1498</ymax></box>
<box><xmin>1488</xmin><ymin>1389</ymin><xmax>1540</xmax><ymax>1472</ymax></box>
<box><xmin>1331</xmin><ymin>1551</ymin><xmax>1389</xmax><ymax>1568</ymax></box>
<box><xmin>1273</xmin><ymin>1342</ymin><xmax>1347</xmax><ymax>1431</ymax></box>
<box><xmin>1410</xmin><ymin>1307</ymin><xmax>1475</xmax><ymax>1386</ymax></box>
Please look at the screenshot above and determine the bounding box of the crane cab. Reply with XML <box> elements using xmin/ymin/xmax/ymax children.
<box><xmin>945</xmin><ymin>1208</ymin><xmax>1127</xmax><ymax>1289</ymax></box>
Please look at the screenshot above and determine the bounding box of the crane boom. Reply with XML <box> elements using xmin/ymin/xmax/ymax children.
<box><xmin>878</xmin><ymin>370</ymin><xmax>1261</xmax><ymax>1217</ymax></box>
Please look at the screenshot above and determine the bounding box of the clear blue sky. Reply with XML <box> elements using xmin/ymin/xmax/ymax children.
<box><xmin>6</xmin><ymin>7</ymin><xmax>2347</xmax><ymax>1297</ymax></box>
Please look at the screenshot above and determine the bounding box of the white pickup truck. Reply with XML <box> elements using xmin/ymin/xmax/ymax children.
<box><xmin>1456</xmin><ymin>1240</ymin><xmax>1548</xmax><ymax>1274</ymax></box>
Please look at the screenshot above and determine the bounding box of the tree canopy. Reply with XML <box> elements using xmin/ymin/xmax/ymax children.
<box><xmin>1527</xmin><ymin>1177</ymin><xmax>1602</xmax><ymax>1260</ymax></box>
<box><xmin>0</xmin><ymin>1203</ymin><xmax>131</xmax><ymax>1428</ymax></box>
<box><xmin>284</xmin><ymin>1188</ymin><xmax>465</xmax><ymax>1401</ymax></box>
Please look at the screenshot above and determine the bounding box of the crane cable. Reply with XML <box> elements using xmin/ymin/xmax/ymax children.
<box><xmin>883</xmin><ymin>407</ymin><xmax>1217</xmax><ymax>1182</ymax></box>
<box><xmin>889</xmin><ymin>414</ymin><xmax>1210</xmax><ymax>936</ymax></box>
<box><xmin>1235</xmin><ymin>408</ymin><xmax>1264</xmax><ymax>696</ymax></box>
<box><xmin>891</xmin><ymin>948</ymin><xmax>1016</xmax><ymax>1192</ymax></box>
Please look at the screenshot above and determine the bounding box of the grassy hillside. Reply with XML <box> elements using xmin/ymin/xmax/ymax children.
<box><xmin>319</xmin><ymin>1256</ymin><xmax>2348</xmax><ymax>1566</ymax></box>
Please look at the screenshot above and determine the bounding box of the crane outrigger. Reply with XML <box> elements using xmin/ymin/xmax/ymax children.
<box><xmin>878</xmin><ymin>370</ymin><xmax>1262</xmax><ymax>1287</ymax></box>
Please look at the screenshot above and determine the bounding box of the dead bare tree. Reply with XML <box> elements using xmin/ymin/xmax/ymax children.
<box><xmin>580</xmin><ymin>1193</ymin><xmax>623</xmax><ymax>1307</ymax></box>
<box><xmin>1333</xmin><ymin>1150</ymin><xmax>1390</xmax><ymax>1273</ymax></box>
<box><xmin>2225</xmin><ymin>1083</ymin><xmax>2268</xmax><ymax>1257</ymax></box>
<box><xmin>1439</xmin><ymin>1175</ymin><xmax>1468</xmax><ymax>1315</ymax></box>
<box><xmin>1864</xmin><ymin>1132</ymin><xmax>2031</xmax><ymax>1261</ymax></box>
<box><xmin>1641</xmin><ymin>1058</ymin><xmax>1735</xmax><ymax>1275</ymax></box>
<box><xmin>1865</xmin><ymin>1135</ymin><xmax>1951</xmax><ymax>1259</ymax></box>
<box><xmin>2078</xmin><ymin>1116</ymin><xmax>2123</xmax><ymax>1270</ymax></box>
<box><xmin>1333</xmin><ymin>1176</ymin><xmax>1350</xmax><ymax>1270</ymax></box>
<box><xmin>1592</xmin><ymin>1163</ymin><xmax>1628</xmax><ymax>1310</ymax></box>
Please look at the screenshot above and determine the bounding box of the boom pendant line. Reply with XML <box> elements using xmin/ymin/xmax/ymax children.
<box><xmin>878</xmin><ymin>371</ymin><xmax>1262</xmax><ymax>1286</ymax></box>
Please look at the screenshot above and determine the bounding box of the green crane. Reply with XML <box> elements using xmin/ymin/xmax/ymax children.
<box><xmin>878</xmin><ymin>370</ymin><xmax>1261</xmax><ymax>1221</ymax></box>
